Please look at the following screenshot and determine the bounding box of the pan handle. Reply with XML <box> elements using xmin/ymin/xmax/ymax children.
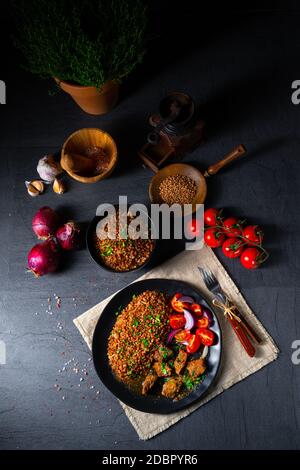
<box><xmin>204</xmin><ymin>144</ymin><xmax>247</xmax><ymax>177</ymax></box>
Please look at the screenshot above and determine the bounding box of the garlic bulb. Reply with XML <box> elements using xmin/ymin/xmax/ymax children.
<box><xmin>25</xmin><ymin>180</ymin><xmax>45</xmax><ymax>197</ymax></box>
<box><xmin>37</xmin><ymin>154</ymin><xmax>62</xmax><ymax>183</ymax></box>
<box><xmin>53</xmin><ymin>178</ymin><xmax>66</xmax><ymax>194</ymax></box>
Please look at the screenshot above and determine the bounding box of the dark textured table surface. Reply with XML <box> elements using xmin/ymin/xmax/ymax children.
<box><xmin>1</xmin><ymin>2</ymin><xmax>300</xmax><ymax>450</ymax></box>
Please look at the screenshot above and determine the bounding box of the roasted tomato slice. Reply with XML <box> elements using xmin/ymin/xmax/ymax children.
<box><xmin>196</xmin><ymin>328</ymin><xmax>215</xmax><ymax>346</ymax></box>
<box><xmin>197</xmin><ymin>316</ymin><xmax>209</xmax><ymax>328</ymax></box>
<box><xmin>171</xmin><ymin>293</ymin><xmax>189</xmax><ymax>313</ymax></box>
<box><xmin>169</xmin><ymin>314</ymin><xmax>186</xmax><ymax>330</ymax></box>
<box><xmin>175</xmin><ymin>330</ymin><xmax>192</xmax><ymax>343</ymax></box>
<box><xmin>190</xmin><ymin>303</ymin><xmax>203</xmax><ymax>316</ymax></box>
<box><xmin>186</xmin><ymin>334</ymin><xmax>201</xmax><ymax>354</ymax></box>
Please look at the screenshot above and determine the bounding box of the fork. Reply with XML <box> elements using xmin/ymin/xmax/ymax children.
<box><xmin>198</xmin><ymin>268</ymin><xmax>258</xmax><ymax>357</ymax></box>
<box><xmin>198</xmin><ymin>268</ymin><xmax>226</xmax><ymax>302</ymax></box>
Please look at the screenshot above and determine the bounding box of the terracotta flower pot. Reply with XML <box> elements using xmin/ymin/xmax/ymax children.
<box><xmin>54</xmin><ymin>78</ymin><xmax>120</xmax><ymax>115</ymax></box>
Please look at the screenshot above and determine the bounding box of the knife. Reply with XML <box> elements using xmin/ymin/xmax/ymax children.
<box><xmin>230</xmin><ymin>306</ymin><xmax>261</xmax><ymax>344</ymax></box>
<box><xmin>225</xmin><ymin>314</ymin><xmax>256</xmax><ymax>357</ymax></box>
<box><xmin>198</xmin><ymin>267</ymin><xmax>258</xmax><ymax>357</ymax></box>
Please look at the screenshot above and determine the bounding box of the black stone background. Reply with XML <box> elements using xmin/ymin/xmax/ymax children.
<box><xmin>0</xmin><ymin>0</ymin><xmax>300</xmax><ymax>450</ymax></box>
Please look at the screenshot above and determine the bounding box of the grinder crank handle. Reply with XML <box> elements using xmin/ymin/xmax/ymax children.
<box><xmin>204</xmin><ymin>144</ymin><xmax>247</xmax><ymax>177</ymax></box>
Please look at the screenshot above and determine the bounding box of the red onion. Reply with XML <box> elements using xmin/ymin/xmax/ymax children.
<box><xmin>183</xmin><ymin>309</ymin><xmax>195</xmax><ymax>330</ymax></box>
<box><xmin>178</xmin><ymin>295</ymin><xmax>194</xmax><ymax>304</ymax></box>
<box><xmin>56</xmin><ymin>221</ymin><xmax>81</xmax><ymax>250</ymax></box>
<box><xmin>202</xmin><ymin>307</ymin><xmax>214</xmax><ymax>325</ymax></box>
<box><xmin>32</xmin><ymin>206</ymin><xmax>60</xmax><ymax>240</ymax></box>
<box><xmin>167</xmin><ymin>329</ymin><xmax>182</xmax><ymax>344</ymax></box>
<box><xmin>27</xmin><ymin>238</ymin><xmax>60</xmax><ymax>277</ymax></box>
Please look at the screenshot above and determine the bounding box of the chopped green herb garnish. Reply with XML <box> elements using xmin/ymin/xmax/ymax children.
<box><xmin>101</xmin><ymin>245</ymin><xmax>114</xmax><ymax>257</ymax></box>
<box><xmin>120</xmin><ymin>227</ymin><xmax>128</xmax><ymax>239</ymax></box>
<box><xmin>132</xmin><ymin>318</ymin><xmax>139</xmax><ymax>327</ymax></box>
<box><xmin>161</xmin><ymin>362</ymin><xmax>168</xmax><ymax>375</ymax></box>
<box><xmin>159</xmin><ymin>346</ymin><xmax>170</xmax><ymax>360</ymax></box>
<box><xmin>182</xmin><ymin>372</ymin><xmax>205</xmax><ymax>390</ymax></box>
<box><xmin>141</xmin><ymin>338</ymin><xmax>149</xmax><ymax>347</ymax></box>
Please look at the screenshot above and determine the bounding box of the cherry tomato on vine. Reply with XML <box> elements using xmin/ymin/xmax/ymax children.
<box><xmin>204</xmin><ymin>208</ymin><xmax>222</xmax><ymax>227</ymax></box>
<box><xmin>186</xmin><ymin>334</ymin><xmax>201</xmax><ymax>354</ymax></box>
<box><xmin>222</xmin><ymin>237</ymin><xmax>245</xmax><ymax>258</ymax></box>
<box><xmin>196</xmin><ymin>328</ymin><xmax>215</xmax><ymax>346</ymax></box>
<box><xmin>204</xmin><ymin>228</ymin><xmax>225</xmax><ymax>248</ymax></box>
<box><xmin>169</xmin><ymin>314</ymin><xmax>186</xmax><ymax>330</ymax></box>
<box><xmin>243</xmin><ymin>225</ymin><xmax>264</xmax><ymax>246</ymax></box>
<box><xmin>223</xmin><ymin>217</ymin><xmax>243</xmax><ymax>237</ymax></box>
<box><xmin>240</xmin><ymin>247</ymin><xmax>265</xmax><ymax>269</ymax></box>
<box><xmin>187</xmin><ymin>219</ymin><xmax>202</xmax><ymax>237</ymax></box>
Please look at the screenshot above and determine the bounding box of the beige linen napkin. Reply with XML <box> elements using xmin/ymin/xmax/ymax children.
<box><xmin>74</xmin><ymin>245</ymin><xmax>279</xmax><ymax>440</ymax></box>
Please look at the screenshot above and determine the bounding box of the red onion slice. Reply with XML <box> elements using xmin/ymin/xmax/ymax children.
<box><xmin>201</xmin><ymin>345</ymin><xmax>209</xmax><ymax>358</ymax></box>
<box><xmin>183</xmin><ymin>309</ymin><xmax>195</xmax><ymax>330</ymax></box>
<box><xmin>202</xmin><ymin>307</ymin><xmax>214</xmax><ymax>325</ymax></box>
<box><xmin>178</xmin><ymin>295</ymin><xmax>195</xmax><ymax>304</ymax></box>
<box><xmin>167</xmin><ymin>328</ymin><xmax>182</xmax><ymax>344</ymax></box>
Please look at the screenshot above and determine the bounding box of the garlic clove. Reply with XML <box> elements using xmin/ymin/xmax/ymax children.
<box><xmin>25</xmin><ymin>180</ymin><xmax>45</xmax><ymax>197</ymax></box>
<box><xmin>53</xmin><ymin>178</ymin><xmax>66</xmax><ymax>195</ymax></box>
<box><xmin>37</xmin><ymin>154</ymin><xmax>63</xmax><ymax>183</ymax></box>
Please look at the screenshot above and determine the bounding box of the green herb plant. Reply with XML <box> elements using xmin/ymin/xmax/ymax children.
<box><xmin>13</xmin><ymin>0</ymin><xmax>147</xmax><ymax>89</ymax></box>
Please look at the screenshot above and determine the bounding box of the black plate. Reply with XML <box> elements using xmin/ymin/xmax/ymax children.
<box><xmin>92</xmin><ymin>278</ymin><xmax>222</xmax><ymax>414</ymax></box>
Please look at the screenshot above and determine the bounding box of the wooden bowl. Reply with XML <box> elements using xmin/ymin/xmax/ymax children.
<box><xmin>149</xmin><ymin>163</ymin><xmax>207</xmax><ymax>214</ymax></box>
<box><xmin>61</xmin><ymin>128</ymin><xmax>118</xmax><ymax>183</ymax></box>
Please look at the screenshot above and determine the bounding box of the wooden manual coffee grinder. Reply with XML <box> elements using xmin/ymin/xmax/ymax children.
<box><xmin>138</xmin><ymin>92</ymin><xmax>204</xmax><ymax>172</ymax></box>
